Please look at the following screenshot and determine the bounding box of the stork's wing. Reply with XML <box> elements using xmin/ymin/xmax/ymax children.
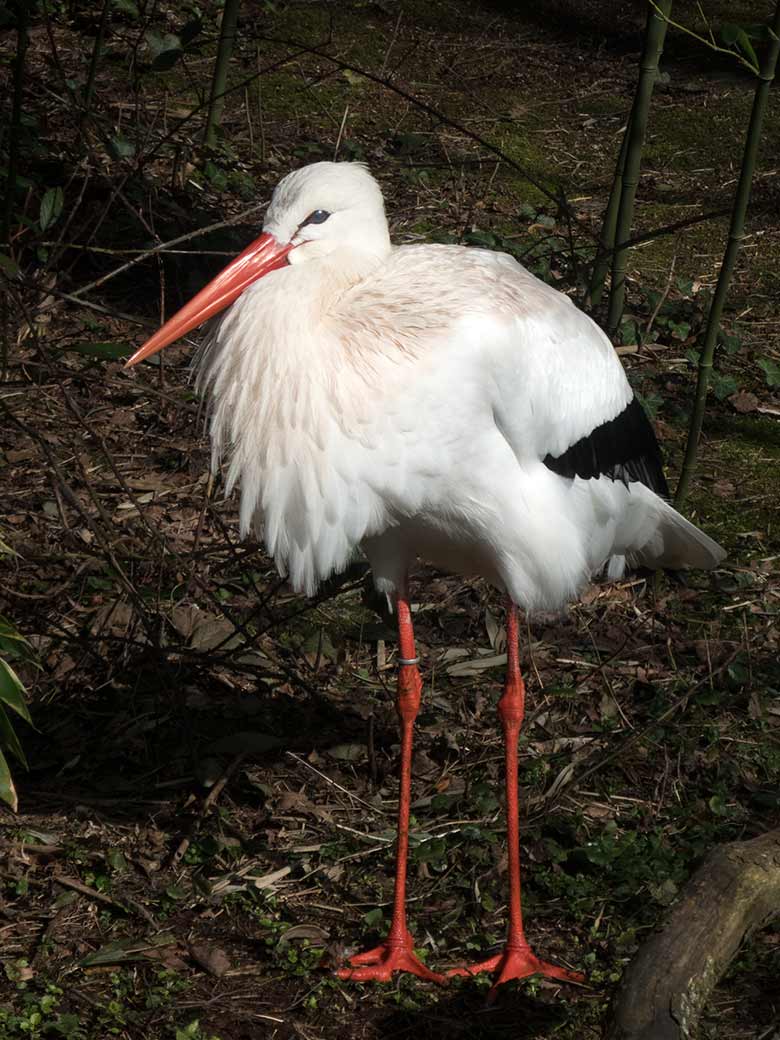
<box><xmin>480</xmin><ymin>252</ymin><xmax>668</xmax><ymax>495</ymax></box>
<box><xmin>542</xmin><ymin>397</ymin><xmax>669</xmax><ymax>497</ymax></box>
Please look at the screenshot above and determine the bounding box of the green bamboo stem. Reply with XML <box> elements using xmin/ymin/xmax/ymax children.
<box><xmin>606</xmin><ymin>0</ymin><xmax>672</xmax><ymax>334</ymax></box>
<box><xmin>1</xmin><ymin>2</ymin><xmax>28</xmax><ymax>377</ymax></box>
<box><xmin>2</xmin><ymin>1</ymin><xmax>28</xmax><ymax>255</ymax></box>
<box><xmin>675</xmin><ymin>5</ymin><xmax>780</xmax><ymax>509</ymax></box>
<box><xmin>204</xmin><ymin>0</ymin><xmax>241</xmax><ymax>149</ymax></box>
<box><xmin>83</xmin><ymin>0</ymin><xmax>111</xmax><ymax>116</ymax></box>
<box><xmin>587</xmin><ymin>112</ymin><xmax>631</xmax><ymax>308</ymax></box>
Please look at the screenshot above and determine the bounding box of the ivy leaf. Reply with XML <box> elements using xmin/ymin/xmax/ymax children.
<box><xmin>108</xmin><ymin>134</ymin><xmax>135</xmax><ymax>160</ymax></box>
<box><xmin>719</xmin><ymin>331</ymin><xmax>742</xmax><ymax>355</ymax></box>
<box><xmin>39</xmin><ymin>187</ymin><xmax>64</xmax><ymax>232</ymax></box>
<box><xmin>112</xmin><ymin>0</ymin><xmax>139</xmax><ymax>16</ymax></box>
<box><xmin>708</xmin><ymin>793</ymin><xmax>728</xmax><ymax>816</ymax></box>
<box><xmin>758</xmin><ymin>357</ymin><xmax>780</xmax><ymax>388</ymax></box>
<box><xmin>710</xmin><ymin>371</ymin><xmax>738</xmax><ymax>401</ymax></box>
<box><xmin>463</xmin><ymin>229</ymin><xmax>500</xmax><ymax>249</ymax></box>
<box><xmin>0</xmin><ymin>254</ymin><xmax>19</xmax><ymax>277</ymax></box>
<box><xmin>145</xmin><ymin>30</ymin><xmax>183</xmax><ymax>71</ymax></box>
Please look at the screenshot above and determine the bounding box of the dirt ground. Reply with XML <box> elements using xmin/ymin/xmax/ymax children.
<box><xmin>1</xmin><ymin>2</ymin><xmax>779</xmax><ymax>1039</ymax></box>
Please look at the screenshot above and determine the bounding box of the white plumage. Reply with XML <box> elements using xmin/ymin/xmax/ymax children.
<box><xmin>126</xmin><ymin>160</ymin><xmax>726</xmax><ymax>993</ymax></box>
<box><xmin>177</xmin><ymin>161</ymin><xmax>724</xmax><ymax>608</ymax></box>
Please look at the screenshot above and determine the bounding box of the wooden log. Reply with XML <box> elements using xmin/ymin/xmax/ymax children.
<box><xmin>605</xmin><ymin>828</ymin><xmax>780</xmax><ymax>1040</ymax></box>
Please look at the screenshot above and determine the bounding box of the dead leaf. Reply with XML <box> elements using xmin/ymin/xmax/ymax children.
<box><xmin>280</xmin><ymin>924</ymin><xmax>329</xmax><ymax>943</ymax></box>
<box><xmin>170</xmin><ymin>603</ymin><xmax>202</xmax><ymax>639</ymax></box>
<box><xmin>143</xmin><ymin>946</ymin><xmax>189</xmax><ymax>972</ymax></box>
<box><xmin>250</xmin><ymin>866</ymin><xmax>291</xmax><ymax>890</ymax></box>
<box><xmin>584</xmin><ymin>803</ymin><xmax>613</xmax><ymax>819</ymax></box>
<box><xmin>447</xmin><ymin>652</ymin><xmax>507</xmax><ymax>676</ymax></box>
<box><xmin>484</xmin><ymin>608</ymin><xmax>506</xmax><ymax>652</ymax></box>
<box><xmin>277</xmin><ymin>790</ymin><xmax>315</xmax><ymax>813</ymax></box>
<box><xmin>188</xmin><ymin>942</ymin><xmax>231</xmax><ymax>977</ymax></box>
<box><xmin>729</xmin><ymin>390</ymin><xmax>759</xmax><ymax>414</ymax></box>
<box><xmin>90</xmin><ymin>600</ymin><xmax>135</xmax><ymax>638</ymax></box>
<box><xmin>713</xmin><ymin>480</ymin><xmax>736</xmax><ymax>499</ymax></box>
<box><xmin>326</xmin><ymin>742</ymin><xmax>365</xmax><ymax>762</ymax></box>
<box><xmin>190</xmin><ymin>614</ymin><xmax>237</xmax><ymax>651</ymax></box>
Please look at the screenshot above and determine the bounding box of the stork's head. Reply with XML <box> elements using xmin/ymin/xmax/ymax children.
<box><xmin>125</xmin><ymin>162</ymin><xmax>390</xmax><ymax>367</ymax></box>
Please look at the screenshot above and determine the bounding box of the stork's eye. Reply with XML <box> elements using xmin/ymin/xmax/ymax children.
<box><xmin>300</xmin><ymin>209</ymin><xmax>330</xmax><ymax>228</ymax></box>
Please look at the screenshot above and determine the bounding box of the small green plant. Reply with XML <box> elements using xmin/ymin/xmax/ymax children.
<box><xmin>0</xmin><ymin>981</ymin><xmax>85</xmax><ymax>1040</ymax></box>
<box><xmin>0</xmin><ymin>607</ymin><xmax>35</xmax><ymax>811</ymax></box>
<box><xmin>175</xmin><ymin>1021</ymin><xmax>223</xmax><ymax>1040</ymax></box>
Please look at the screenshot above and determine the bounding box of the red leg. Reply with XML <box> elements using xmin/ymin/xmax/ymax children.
<box><xmin>449</xmin><ymin>602</ymin><xmax>583</xmax><ymax>1000</ymax></box>
<box><xmin>338</xmin><ymin>588</ymin><xmax>445</xmax><ymax>985</ymax></box>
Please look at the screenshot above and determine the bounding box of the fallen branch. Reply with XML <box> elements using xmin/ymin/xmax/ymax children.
<box><xmin>606</xmin><ymin>827</ymin><xmax>780</xmax><ymax>1040</ymax></box>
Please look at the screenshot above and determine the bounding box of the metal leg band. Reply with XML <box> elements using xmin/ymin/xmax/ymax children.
<box><xmin>398</xmin><ymin>657</ymin><xmax>419</xmax><ymax>667</ymax></box>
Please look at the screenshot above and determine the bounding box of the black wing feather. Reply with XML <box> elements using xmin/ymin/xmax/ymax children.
<box><xmin>543</xmin><ymin>396</ymin><xmax>668</xmax><ymax>497</ymax></box>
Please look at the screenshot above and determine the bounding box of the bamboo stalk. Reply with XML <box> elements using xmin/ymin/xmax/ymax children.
<box><xmin>587</xmin><ymin>115</ymin><xmax>631</xmax><ymax>308</ymax></box>
<box><xmin>1</xmin><ymin>1</ymin><xmax>28</xmax><ymax>377</ymax></box>
<box><xmin>1</xmin><ymin>1</ymin><xmax>28</xmax><ymax>255</ymax></box>
<box><xmin>675</xmin><ymin>4</ymin><xmax>780</xmax><ymax>508</ymax></box>
<box><xmin>606</xmin><ymin>0</ymin><xmax>672</xmax><ymax>334</ymax></box>
<box><xmin>204</xmin><ymin>0</ymin><xmax>241</xmax><ymax>149</ymax></box>
<box><xmin>83</xmin><ymin>0</ymin><xmax>111</xmax><ymax>116</ymax></box>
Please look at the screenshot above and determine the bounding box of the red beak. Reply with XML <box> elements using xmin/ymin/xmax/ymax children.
<box><xmin>124</xmin><ymin>232</ymin><xmax>292</xmax><ymax>368</ymax></box>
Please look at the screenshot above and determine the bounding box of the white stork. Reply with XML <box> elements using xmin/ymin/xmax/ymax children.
<box><xmin>126</xmin><ymin>162</ymin><xmax>724</xmax><ymax>996</ymax></box>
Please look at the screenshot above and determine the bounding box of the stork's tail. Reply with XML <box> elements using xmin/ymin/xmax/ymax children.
<box><xmin>630</xmin><ymin>498</ymin><xmax>726</xmax><ymax>572</ymax></box>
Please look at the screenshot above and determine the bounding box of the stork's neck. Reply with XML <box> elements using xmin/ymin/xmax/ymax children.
<box><xmin>288</xmin><ymin>240</ymin><xmax>389</xmax><ymax>302</ymax></box>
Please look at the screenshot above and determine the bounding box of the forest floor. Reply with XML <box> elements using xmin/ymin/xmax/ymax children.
<box><xmin>1</xmin><ymin>2</ymin><xmax>779</xmax><ymax>1039</ymax></box>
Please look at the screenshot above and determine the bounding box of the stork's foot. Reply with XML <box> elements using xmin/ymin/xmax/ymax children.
<box><xmin>337</xmin><ymin>933</ymin><xmax>446</xmax><ymax>984</ymax></box>
<box><xmin>448</xmin><ymin>942</ymin><xmax>584</xmax><ymax>1002</ymax></box>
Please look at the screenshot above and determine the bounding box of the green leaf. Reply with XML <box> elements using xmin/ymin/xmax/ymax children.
<box><xmin>39</xmin><ymin>187</ymin><xmax>64</xmax><ymax>232</ymax></box>
<box><xmin>708</xmin><ymin>793</ymin><xmax>728</xmax><ymax>816</ymax></box>
<box><xmin>176</xmin><ymin>1021</ymin><xmax>202</xmax><ymax>1040</ymax></box>
<box><xmin>710</xmin><ymin>371</ymin><xmax>738</xmax><ymax>401</ymax></box>
<box><xmin>414</xmin><ymin>836</ymin><xmax>447</xmax><ymax>864</ymax></box>
<box><xmin>0</xmin><ymin>747</ymin><xmax>18</xmax><ymax>811</ymax></box>
<box><xmin>0</xmin><ymin>659</ymin><xmax>32</xmax><ymax>724</ymax></box>
<box><xmin>0</xmin><ymin>253</ymin><xmax>18</xmax><ymax>277</ymax></box>
<box><xmin>636</xmin><ymin>391</ymin><xmax>663</xmax><ymax>419</ymax></box>
<box><xmin>80</xmin><ymin>934</ymin><xmax>176</xmax><ymax>966</ymax></box>
<box><xmin>113</xmin><ymin>0</ymin><xmax>139</xmax><ymax>16</ymax></box>
<box><xmin>342</xmin><ymin>69</ymin><xmax>366</xmax><ymax>88</ymax></box>
<box><xmin>669</xmin><ymin>320</ymin><xmax>691</xmax><ymax>340</ymax></box>
<box><xmin>203</xmin><ymin>161</ymin><xmax>228</xmax><ymax>191</ymax></box>
<box><xmin>0</xmin><ymin>617</ymin><xmax>26</xmax><ymax>641</ymax></box>
<box><xmin>720</xmin><ymin>22</ymin><xmax>759</xmax><ymax>69</ymax></box>
<box><xmin>106</xmin><ymin>848</ymin><xmax>128</xmax><ymax>873</ymax></box>
<box><xmin>108</xmin><ymin>134</ymin><xmax>135</xmax><ymax>160</ymax></box>
<box><xmin>464</xmin><ymin>229</ymin><xmax>500</xmax><ymax>249</ymax></box>
<box><xmin>720</xmin><ymin>22</ymin><xmax>740</xmax><ymax>45</ymax></box>
<box><xmin>735</xmin><ymin>28</ymin><xmax>759</xmax><ymax>70</ymax></box>
<box><xmin>0</xmin><ymin>704</ymin><xmax>28</xmax><ymax>769</ymax></box>
<box><xmin>758</xmin><ymin>357</ymin><xmax>780</xmax><ymax>388</ymax></box>
<box><xmin>719</xmin><ymin>332</ymin><xmax>742</xmax><ymax>355</ymax></box>
<box><xmin>152</xmin><ymin>47</ymin><xmax>183</xmax><ymax>71</ymax></box>
<box><xmin>64</xmin><ymin>341</ymin><xmax>133</xmax><ymax>360</ymax></box>
<box><xmin>362</xmin><ymin>907</ymin><xmax>384</xmax><ymax>929</ymax></box>
<box><xmin>145</xmin><ymin>29</ymin><xmax>183</xmax><ymax>70</ymax></box>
